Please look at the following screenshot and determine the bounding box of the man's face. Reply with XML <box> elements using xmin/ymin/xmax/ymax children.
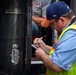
<box><xmin>50</xmin><ymin>18</ymin><xmax>63</xmax><ymax>33</ymax></box>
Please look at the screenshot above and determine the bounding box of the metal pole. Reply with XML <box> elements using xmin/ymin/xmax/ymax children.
<box><xmin>0</xmin><ymin>0</ymin><xmax>32</xmax><ymax>75</ymax></box>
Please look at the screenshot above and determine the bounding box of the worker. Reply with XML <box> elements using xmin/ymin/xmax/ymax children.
<box><xmin>34</xmin><ymin>1</ymin><xmax>76</xmax><ymax>75</ymax></box>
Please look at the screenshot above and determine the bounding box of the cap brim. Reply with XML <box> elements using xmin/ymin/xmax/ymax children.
<box><xmin>41</xmin><ymin>19</ymin><xmax>51</xmax><ymax>28</ymax></box>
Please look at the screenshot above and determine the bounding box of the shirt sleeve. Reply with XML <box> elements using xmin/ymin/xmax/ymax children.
<box><xmin>41</xmin><ymin>0</ymin><xmax>52</xmax><ymax>17</ymax></box>
<box><xmin>50</xmin><ymin>30</ymin><xmax>76</xmax><ymax>71</ymax></box>
<box><xmin>32</xmin><ymin>0</ymin><xmax>42</xmax><ymax>17</ymax></box>
<box><xmin>32</xmin><ymin>0</ymin><xmax>52</xmax><ymax>17</ymax></box>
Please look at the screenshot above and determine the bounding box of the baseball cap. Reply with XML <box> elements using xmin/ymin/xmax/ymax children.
<box><xmin>41</xmin><ymin>1</ymin><xmax>71</xmax><ymax>28</ymax></box>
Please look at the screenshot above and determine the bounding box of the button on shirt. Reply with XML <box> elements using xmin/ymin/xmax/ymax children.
<box><xmin>50</xmin><ymin>23</ymin><xmax>76</xmax><ymax>71</ymax></box>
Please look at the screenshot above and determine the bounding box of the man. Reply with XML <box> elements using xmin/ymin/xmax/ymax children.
<box><xmin>32</xmin><ymin>0</ymin><xmax>52</xmax><ymax>27</ymax></box>
<box><xmin>32</xmin><ymin>0</ymin><xmax>51</xmax><ymax>36</ymax></box>
<box><xmin>34</xmin><ymin>1</ymin><xmax>76</xmax><ymax>75</ymax></box>
<box><xmin>32</xmin><ymin>0</ymin><xmax>51</xmax><ymax>37</ymax></box>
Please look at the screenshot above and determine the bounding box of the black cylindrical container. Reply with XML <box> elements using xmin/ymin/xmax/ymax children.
<box><xmin>0</xmin><ymin>0</ymin><xmax>32</xmax><ymax>75</ymax></box>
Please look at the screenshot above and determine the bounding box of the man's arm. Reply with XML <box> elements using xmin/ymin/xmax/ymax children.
<box><xmin>35</xmin><ymin>48</ymin><xmax>63</xmax><ymax>72</ymax></box>
<box><xmin>32</xmin><ymin>16</ymin><xmax>45</xmax><ymax>26</ymax></box>
<box><xmin>41</xmin><ymin>44</ymin><xmax>52</xmax><ymax>54</ymax></box>
<box><xmin>41</xmin><ymin>53</ymin><xmax>63</xmax><ymax>72</ymax></box>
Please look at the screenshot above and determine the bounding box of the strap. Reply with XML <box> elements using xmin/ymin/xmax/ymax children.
<box><xmin>59</xmin><ymin>24</ymin><xmax>76</xmax><ymax>41</ymax></box>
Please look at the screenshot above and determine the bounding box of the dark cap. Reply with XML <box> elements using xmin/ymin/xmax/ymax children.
<box><xmin>41</xmin><ymin>1</ymin><xmax>71</xmax><ymax>27</ymax></box>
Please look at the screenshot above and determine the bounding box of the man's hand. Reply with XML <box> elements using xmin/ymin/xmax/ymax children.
<box><xmin>32</xmin><ymin>16</ymin><xmax>45</xmax><ymax>26</ymax></box>
<box><xmin>35</xmin><ymin>48</ymin><xmax>46</xmax><ymax>60</ymax></box>
<box><xmin>34</xmin><ymin>37</ymin><xmax>46</xmax><ymax>48</ymax></box>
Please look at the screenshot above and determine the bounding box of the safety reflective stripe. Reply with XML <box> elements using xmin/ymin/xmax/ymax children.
<box><xmin>58</xmin><ymin>25</ymin><xmax>76</xmax><ymax>41</ymax></box>
<box><xmin>49</xmin><ymin>47</ymin><xmax>55</xmax><ymax>56</ymax></box>
<box><xmin>46</xmin><ymin>24</ymin><xmax>76</xmax><ymax>75</ymax></box>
